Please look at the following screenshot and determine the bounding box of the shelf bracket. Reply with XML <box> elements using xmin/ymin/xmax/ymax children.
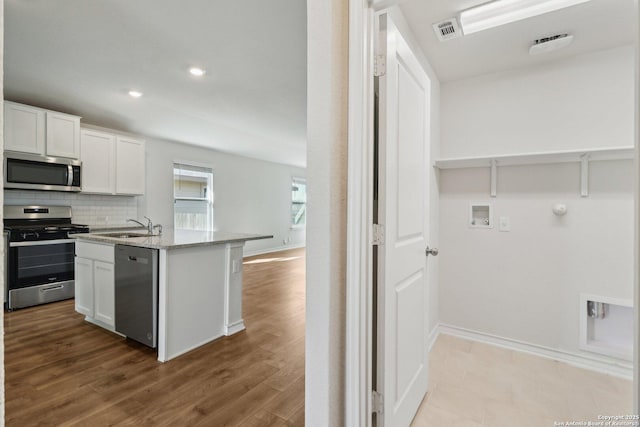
<box><xmin>580</xmin><ymin>154</ymin><xmax>590</xmax><ymax>197</ymax></box>
<box><xmin>490</xmin><ymin>159</ymin><xmax>497</xmax><ymax>198</ymax></box>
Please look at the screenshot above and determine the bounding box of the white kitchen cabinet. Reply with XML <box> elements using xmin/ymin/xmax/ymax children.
<box><xmin>4</xmin><ymin>101</ymin><xmax>45</xmax><ymax>155</ymax></box>
<box><xmin>79</xmin><ymin>128</ymin><xmax>145</xmax><ymax>195</ymax></box>
<box><xmin>45</xmin><ymin>111</ymin><xmax>81</xmax><ymax>159</ymax></box>
<box><xmin>75</xmin><ymin>241</ymin><xmax>115</xmax><ymax>328</ymax></box>
<box><xmin>93</xmin><ymin>261</ymin><xmax>115</xmax><ymax>326</ymax></box>
<box><xmin>80</xmin><ymin>129</ymin><xmax>116</xmax><ymax>194</ymax></box>
<box><xmin>116</xmin><ymin>136</ymin><xmax>146</xmax><ymax>195</ymax></box>
<box><xmin>75</xmin><ymin>257</ymin><xmax>95</xmax><ymax>317</ymax></box>
<box><xmin>4</xmin><ymin>101</ymin><xmax>81</xmax><ymax>159</ymax></box>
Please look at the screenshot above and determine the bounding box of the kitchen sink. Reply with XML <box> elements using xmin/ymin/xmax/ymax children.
<box><xmin>99</xmin><ymin>232</ymin><xmax>153</xmax><ymax>238</ymax></box>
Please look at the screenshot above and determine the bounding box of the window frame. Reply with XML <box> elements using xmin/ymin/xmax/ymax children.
<box><xmin>291</xmin><ymin>176</ymin><xmax>307</xmax><ymax>229</ymax></box>
<box><xmin>173</xmin><ymin>161</ymin><xmax>215</xmax><ymax>231</ymax></box>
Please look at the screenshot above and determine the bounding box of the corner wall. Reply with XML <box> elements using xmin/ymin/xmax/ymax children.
<box><xmin>439</xmin><ymin>46</ymin><xmax>635</xmax><ymax>369</ymax></box>
<box><xmin>306</xmin><ymin>0</ymin><xmax>348</xmax><ymax>424</ymax></box>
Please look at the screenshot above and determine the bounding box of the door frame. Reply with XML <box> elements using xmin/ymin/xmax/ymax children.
<box><xmin>345</xmin><ymin>0</ymin><xmax>375</xmax><ymax>424</ymax></box>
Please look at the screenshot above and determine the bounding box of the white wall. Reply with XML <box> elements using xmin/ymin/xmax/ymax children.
<box><xmin>439</xmin><ymin>161</ymin><xmax>634</xmax><ymax>356</ymax></box>
<box><xmin>439</xmin><ymin>45</ymin><xmax>635</xmax><ymax>363</ymax></box>
<box><xmin>441</xmin><ymin>45</ymin><xmax>635</xmax><ymax>158</ymax></box>
<box><xmin>389</xmin><ymin>6</ymin><xmax>441</xmax><ymax>342</ymax></box>
<box><xmin>137</xmin><ymin>136</ymin><xmax>306</xmax><ymax>256</ymax></box>
<box><xmin>306</xmin><ymin>0</ymin><xmax>347</xmax><ymax>424</ymax></box>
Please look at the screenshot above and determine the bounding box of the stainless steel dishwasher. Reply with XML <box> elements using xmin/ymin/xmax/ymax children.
<box><xmin>115</xmin><ymin>244</ymin><xmax>158</xmax><ymax>348</ymax></box>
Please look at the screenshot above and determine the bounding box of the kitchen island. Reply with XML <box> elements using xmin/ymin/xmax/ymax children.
<box><xmin>73</xmin><ymin>229</ymin><xmax>272</xmax><ymax>362</ymax></box>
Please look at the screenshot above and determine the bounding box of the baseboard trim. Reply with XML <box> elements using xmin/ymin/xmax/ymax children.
<box><xmin>224</xmin><ymin>320</ymin><xmax>246</xmax><ymax>336</ymax></box>
<box><xmin>438</xmin><ymin>323</ymin><xmax>633</xmax><ymax>380</ymax></box>
<box><xmin>243</xmin><ymin>243</ymin><xmax>306</xmax><ymax>258</ymax></box>
<box><xmin>427</xmin><ymin>325</ymin><xmax>440</xmax><ymax>352</ymax></box>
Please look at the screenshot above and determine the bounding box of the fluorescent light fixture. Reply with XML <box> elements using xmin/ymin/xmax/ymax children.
<box><xmin>189</xmin><ymin>67</ymin><xmax>206</xmax><ymax>77</ymax></box>
<box><xmin>459</xmin><ymin>0</ymin><xmax>592</xmax><ymax>35</ymax></box>
<box><xmin>128</xmin><ymin>90</ymin><xmax>143</xmax><ymax>98</ymax></box>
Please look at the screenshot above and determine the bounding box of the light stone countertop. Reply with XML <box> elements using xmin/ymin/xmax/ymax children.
<box><xmin>73</xmin><ymin>229</ymin><xmax>273</xmax><ymax>250</ymax></box>
<box><xmin>87</xmin><ymin>225</ymin><xmax>148</xmax><ymax>232</ymax></box>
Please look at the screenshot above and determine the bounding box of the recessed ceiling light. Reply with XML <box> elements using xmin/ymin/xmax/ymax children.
<box><xmin>189</xmin><ymin>67</ymin><xmax>206</xmax><ymax>77</ymax></box>
<box><xmin>459</xmin><ymin>0</ymin><xmax>592</xmax><ymax>35</ymax></box>
<box><xmin>128</xmin><ymin>90</ymin><xmax>143</xmax><ymax>98</ymax></box>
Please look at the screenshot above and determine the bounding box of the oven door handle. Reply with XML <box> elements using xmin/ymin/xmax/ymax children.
<box><xmin>41</xmin><ymin>285</ymin><xmax>65</xmax><ymax>292</ymax></box>
<box><xmin>10</xmin><ymin>239</ymin><xmax>76</xmax><ymax>247</ymax></box>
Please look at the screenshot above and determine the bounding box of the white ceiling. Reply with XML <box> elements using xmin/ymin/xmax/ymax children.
<box><xmin>4</xmin><ymin>0</ymin><xmax>307</xmax><ymax>167</ymax></box>
<box><xmin>400</xmin><ymin>0</ymin><xmax>636</xmax><ymax>82</ymax></box>
<box><xmin>5</xmin><ymin>1</ymin><xmax>636</xmax><ymax>168</ymax></box>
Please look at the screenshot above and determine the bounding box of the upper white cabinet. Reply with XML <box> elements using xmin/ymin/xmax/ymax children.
<box><xmin>80</xmin><ymin>129</ymin><xmax>116</xmax><ymax>194</ymax></box>
<box><xmin>46</xmin><ymin>111</ymin><xmax>81</xmax><ymax>158</ymax></box>
<box><xmin>4</xmin><ymin>101</ymin><xmax>81</xmax><ymax>159</ymax></box>
<box><xmin>79</xmin><ymin>127</ymin><xmax>145</xmax><ymax>195</ymax></box>
<box><xmin>115</xmin><ymin>136</ymin><xmax>145</xmax><ymax>195</ymax></box>
<box><xmin>4</xmin><ymin>102</ymin><xmax>45</xmax><ymax>154</ymax></box>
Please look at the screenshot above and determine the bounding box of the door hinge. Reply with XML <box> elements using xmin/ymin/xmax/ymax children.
<box><xmin>372</xmin><ymin>224</ymin><xmax>385</xmax><ymax>246</ymax></box>
<box><xmin>374</xmin><ymin>54</ymin><xmax>386</xmax><ymax>77</ymax></box>
<box><xmin>372</xmin><ymin>390</ymin><xmax>384</xmax><ymax>414</ymax></box>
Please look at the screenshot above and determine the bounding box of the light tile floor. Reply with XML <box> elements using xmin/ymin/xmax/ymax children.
<box><xmin>411</xmin><ymin>334</ymin><xmax>633</xmax><ymax>427</ymax></box>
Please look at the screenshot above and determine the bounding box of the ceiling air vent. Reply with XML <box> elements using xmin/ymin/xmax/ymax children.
<box><xmin>432</xmin><ymin>18</ymin><xmax>461</xmax><ymax>41</ymax></box>
<box><xmin>529</xmin><ymin>33</ymin><xmax>574</xmax><ymax>55</ymax></box>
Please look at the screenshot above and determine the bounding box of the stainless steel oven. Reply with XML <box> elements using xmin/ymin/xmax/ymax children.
<box><xmin>4</xmin><ymin>205</ymin><xmax>89</xmax><ymax>310</ymax></box>
<box><xmin>4</xmin><ymin>152</ymin><xmax>81</xmax><ymax>192</ymax></box>
<box><xmin>8</xmin><ymin>239</ymin><xmax>76</xmax><ymax>309</ymax></box>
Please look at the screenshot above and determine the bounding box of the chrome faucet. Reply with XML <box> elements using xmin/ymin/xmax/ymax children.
<box><xmin>128</xmin><ymin>216</ymin><xmax>162</xmax><ymax>235</ymax></box>
<box><xmin>127</xmin><ymin>218</ymin><xmax>147</xmax><ymax>230</ymax></box>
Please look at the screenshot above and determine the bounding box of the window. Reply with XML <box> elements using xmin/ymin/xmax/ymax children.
<box><xmin>291</xmin><ymin>177</ymin><xmax>306</xmax><ymax>228</ymax></box>
<box><xmin>173</xmin><ymin>163</ymin><xmax>214</xmax><ymax>231</ymax></box>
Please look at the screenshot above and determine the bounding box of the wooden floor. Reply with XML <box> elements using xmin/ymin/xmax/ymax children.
<box><xmin>5</xmin><ymin>248</ymin><xmax>306</xmax><ymax>426</ymax></box>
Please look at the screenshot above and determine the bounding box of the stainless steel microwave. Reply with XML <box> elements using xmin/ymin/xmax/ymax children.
<box><xmin>4</xmin><ymin>152</ymin><xmax>81</xmax><ymax>192</ymax></box>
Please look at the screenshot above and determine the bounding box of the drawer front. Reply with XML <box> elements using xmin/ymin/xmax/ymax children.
<box><xmin>75</xmin><ymin>241</ymin><xmax>114</xmax><ymax>263</ymax></box>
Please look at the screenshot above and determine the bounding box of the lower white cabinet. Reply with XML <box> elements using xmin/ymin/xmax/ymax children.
<box><xmin>93</xmin><ymin>261</ymin><xmax>115</xmax><ymax>326</ymax></box>
<box><xmin>75</xmin><ymin>241</ymin><xmax>115</xmax><ymax>328</ymax></box>
<box><xmin>74</xmin><ymin>257</ymin><xmax>94</xmax><ymax>317</ymax></box>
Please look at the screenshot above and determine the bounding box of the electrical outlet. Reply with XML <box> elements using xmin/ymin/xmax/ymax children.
<box><xmin>499</xmin><ymin>216</ymin><xmax>510</xmax><ymax>232</ymax></box>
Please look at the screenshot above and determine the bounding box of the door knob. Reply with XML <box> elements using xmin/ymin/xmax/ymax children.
<box><xmin>425</xmin><ymin>246</ymin><xmax>439</xmax><ymax>257</ymax></box>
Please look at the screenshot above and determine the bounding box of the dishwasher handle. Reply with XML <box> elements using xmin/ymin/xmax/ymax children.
<box><xmin>128</xmin><ymin>255</ymin><xmax>149</xmax><ymax>264</ymax></box>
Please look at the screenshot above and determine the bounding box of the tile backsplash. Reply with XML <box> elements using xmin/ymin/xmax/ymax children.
<box><xmin>4</xmin><ymin>190</ymin><xmax>138</xmax><ymax>227</ymax></box>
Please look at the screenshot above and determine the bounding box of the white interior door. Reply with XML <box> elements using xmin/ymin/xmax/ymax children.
<box><xmin>376</xmin><ymin>12</ymin><xmax>431</xmax><ymax>427</ymax></box>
